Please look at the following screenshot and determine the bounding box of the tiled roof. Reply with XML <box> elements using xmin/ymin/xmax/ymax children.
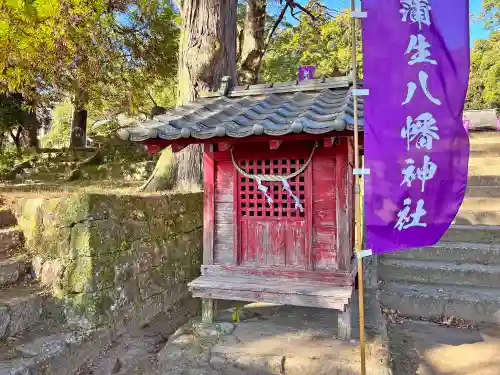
<box><xmin>117</xmin><ymin>76</ymin><xmax>364</xmax><ymax>142</ymax></box>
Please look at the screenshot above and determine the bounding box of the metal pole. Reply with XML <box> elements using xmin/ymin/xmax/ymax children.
<box><xmin>350</xmin><ymin>1</ymin><xmax>367</xmax><ymax>375</ymax></box>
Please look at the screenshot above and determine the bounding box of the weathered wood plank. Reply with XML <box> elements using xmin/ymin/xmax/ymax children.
<box><xmin>312</xmin><ymin>155</ymin><xmax>336</xmax><ymax>204</ymax></box>
<box><xmin>286</xmin><ymin>221</ymin><xmax>305</xmax><ymax>266</ymax></box>
<box><xmin>313</xmin><ymin>225</ymin><xmax>338</xmax><ymax>270</ymax></box>
<box><xmin>189</xmin><ymin>275</ymin><xmax>353</xmax><ymax>310</ymax></box>
<box><xmin>200</xmin><ymin>265</ymin><xmax>354</xmax><ymax>285</ymax></box>
<box><xmin>215</xmin><ymin>202</ymin><xmax>233</xmax><ymax>223</ymax></box>
<box><xmin>269</xmin><ymin>222</ymin><xmax>286</xmax><ymax>266</ymax></box>
<box><xmin>215</xmin><ymin>161</ymin><xmax>234</xmax><ymax>203</ymax></box>
<box><xmin>214</xmin><ymin>223</ymin><xmax>234</xmax><ymax>265</ymax></box>
<box><xmin>313</xmin><ymin>205</ymin><xmax>336</xmax><ymax>226</ymax></box>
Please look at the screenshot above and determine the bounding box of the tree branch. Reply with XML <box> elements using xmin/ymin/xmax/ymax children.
<box><xmin>263</xmin><ymin>4</ymin><xmax>289</xmax><ymax>53</ymax></box>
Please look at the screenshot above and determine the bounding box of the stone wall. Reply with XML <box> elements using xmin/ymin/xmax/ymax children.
<box><xmin>13</xmin><ymin>192</ymin><xmax>203</xmax><ymax>328</ymax></box>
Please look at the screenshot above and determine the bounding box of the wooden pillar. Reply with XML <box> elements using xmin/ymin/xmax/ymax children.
<box><xmin>202</xmin><ymin>299</ymin><xmax>217</xmax><ymax>323</ymax></box>
<box><xmin>338</xmin><ymin>305</ymin><xmax>352</xmax><ymax>341</ymax></box>
<box><xmin>202</xmin><ymin>145</ymin><xmax>217</xmax><ymax>323</ymax></box>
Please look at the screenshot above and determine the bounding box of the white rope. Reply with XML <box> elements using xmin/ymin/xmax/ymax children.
<box><xmin>230</xmin><ymin>142</ymin><xmax>318</xmax><ymax>210</ymax></box>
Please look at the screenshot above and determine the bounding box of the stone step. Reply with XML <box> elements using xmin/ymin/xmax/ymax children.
<box><xmin>455</xmin><ymin>198</ymin><xmax>500</xmax><ymax>225</ymax></box>
<box><xmin>379</xmin><ymin>281</ymin><xmax>500</xmax><ymax>325</ymax></box>
<box><xmin>381</xmin><ymin>242</ymin><xmax>500</xmax><ymax>265</ymax></box>
<box><xmin>468</xmin><ymin>156</ymin><xmax>500</xmax><ymax>167</ymax></box>
<box><xmin>0</xmin><ymin>209</ymin><xmax>16</xmax><ymax>229</ymax></box>
<box><xmin>468</xmin><ymin>163</ymin><xmax>500</xmax><ymax>177</ymax></box>
<box><xmin>0</xmin><ymin>323</ymin><xmax>99</xmax><ymax>375</ymax></box>
<box><xmin>0</xmin><ymin>228</ymin><xmax>23</xmax><ymax>254</ymax></box>
<box><xmin>441</xmin><ymin>225</ymin><xmax>500</xmax><ymax>244</ymax></box>
<box><xmin>470</xmin><ymin>143</ymin><xmax>500</xmax><ymax>157</ymax></box>
<box><xmin>378</xmin><ymin>258</ymin><xmax>500</xmax><ymax>289</ymax></box>
<box><xmin>465</xmin><ymin>185</ymin><xmax>500</xmax><ymax>198</ymax></box>
<box><xmin>469</xmin><ymin>131</ymin><xmax>500</xmax><ymax>144</ymax></box>
<box><xmin>0</xmin><ymin>258</ymin><xmax>27</xmax><ymax>287</ymax></box>
<box><xmin>468</xmin><ymin>175</ymin><xmax>500</xmax><ymax>185</ymax></box>
<box><xmin>0</xmin><ymin>284</ymin><xmax>47</xmax><ymax>339</ymax></box>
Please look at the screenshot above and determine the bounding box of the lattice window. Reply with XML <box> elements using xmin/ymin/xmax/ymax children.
<box><xmin>238</xmin><ymin>158</ymin><xmax>306</xmax><ymax>218</ymax></box>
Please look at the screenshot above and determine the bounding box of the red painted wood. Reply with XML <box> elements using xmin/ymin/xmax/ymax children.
<box><xmin>218</xmin><ymin>142</ymin><xmax>232</xmax><ymax>151</ymax></box>
<box><xmin>269</xmin><ymin>222</ymin><xmax>286</xmax><ymax>266</ymax></box>
<box><xmin>285</xmin><ymin>221</ymin><xmax>306</xmax><ymax>266</ymax></box>
<box><xmin>323</xmin><ymin>137</ymin><xmax>335</xmax><ymax>148</ymax></box>
<box><xmin>269</xmin><ymin>140</ymin><xmax>282</xmax><ymax>149</ymax></box>
<box><xmin>203</xmin><ymin>149</ymin><xmax>215</xmax><ymax>264</ymax></box>
<box><xmin>305</xmin><ymin>156</ymin><xmax>313</xmax><ymax>270</ymax></box>
<box><xmin>141</xmin><ymin>132</ymin><xmax>363</xmax><ymax>153</ymax></box>
<box><xmin>233</xmin><ymin>158</ymin><xmax>239</xmax><ymax>265</ymax></box>
<box><xmin>208</xmin><ymin>136</ymin><xmax>353</xmax><ymax>287</ymax></box>
<box><xmin>215</xmin><ymin>161</ymin><xmax>234</xmax><ymax>203</ymax></box>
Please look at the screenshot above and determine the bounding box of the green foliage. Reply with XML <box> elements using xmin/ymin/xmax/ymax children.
<box><xmin>42</xmin><ymin>100</ymin><xmax>73</xmax><ymax>148</ymax></box>
<box><xmin>483</xmin><ymin>0</ymin><xmax>500</xmax><ymax>29</ymax></box>
<box><xmin>466</xmin><ymin>31</ymin><xmax>500</xmax><ymax>111</ymax></box>
<box><xmin>0</xmin><ymin>148</ymin><xmax>21</xmax><ymax>175</ymax></box>
<box><xmin>261</xmin><ymin>3</ymin><xmax>361</xmax><ymax>83</ymax></box>
<box><xmin>0</xmin><ymin>0</ymin><xmax>180</xmax><ymax>151</ymax></box>
<box><xmin>0</xmin><ymin>93</ymin><xmax>27</xmax><ymax>134</ymax></box>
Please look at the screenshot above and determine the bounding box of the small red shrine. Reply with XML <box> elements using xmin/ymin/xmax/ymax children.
<box><xmin>119</xmin><ymin>76</ymin><xmax>364</xmax><ymax>339</ymax></box>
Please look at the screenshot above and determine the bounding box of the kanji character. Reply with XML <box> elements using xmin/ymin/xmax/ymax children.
<box><xmin>400</xmin><ymin>155</ymin><xmax>438</xmax><ymax>192</ymax></box>
<box><xmin>403</xmin><ymin>71</ymin><xmax>441</xmax><ymax>106</ymax></box>
<box><xmin>416</xmin><ymin>155</ymin><xmax>438</xmax><ymax>192</ymax></box>
<box><xmin>405</xmin><ymin>34</ymin><xmax>437</xmax><ymax>66</ymax></box>
<box><xmin>401</xmin><ymin>112</ymin><xmax>440</xmax><ymax>151</ymax></box>
<box><xmin>400</xmin><ymin>158</ymin><xmax>417</xmax><ymax>188</ymax></box>
<box><xmin>394</xmin><ymin>198</ymin><xmax>427</xmax><ymax>231</ymax></box>
<box><xmin>400</xmin><ymin>0</ymin><xmax>432</xmax><ymax>30</ymax></box>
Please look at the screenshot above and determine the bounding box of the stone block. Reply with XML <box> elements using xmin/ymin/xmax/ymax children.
<box><xmin>0</xmin><ymin>258</ymin><xmax>25</xmax><ymax>286</ymax></box>
<box><xmin>0</xmin><ymin>208</ymin><xmax>17</xmax><ymax>228</ymax></box>
<box><xmin>0</xmin><ymin>228</ymin><xmax>23</xmax><ymax>254</ymax></box>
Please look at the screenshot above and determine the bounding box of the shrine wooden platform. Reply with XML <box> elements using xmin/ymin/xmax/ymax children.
<box><xmin>189</xmin><ymin>273</ymin><xmax>354</xmax><ymax>311</ymax></box>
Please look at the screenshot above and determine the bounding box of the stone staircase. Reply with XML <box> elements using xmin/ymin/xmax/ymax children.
<box><xmin>0</xmin><ymin>198</ymin><xmax>97</xmax><ymax>375</ymax></box>
<box><xmin>379</xmin><ymin>131</ymin><xmax>500</xmax><ymax>327</ymax></box>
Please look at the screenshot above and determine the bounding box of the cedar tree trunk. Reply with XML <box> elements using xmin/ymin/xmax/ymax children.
<box><xmin>238</xmin><ymin>0</ymin><xmax>266</xmax><ymax>85</ymax></box>
<box><xmin>141</xmin><ymin>0</ymin><xmax>238</xmax><ymax>192</ymax></box>
<box><xmin>25</xmin><ymin>108</ymin><xmax>40</xmax><ymax>151</ymax></box>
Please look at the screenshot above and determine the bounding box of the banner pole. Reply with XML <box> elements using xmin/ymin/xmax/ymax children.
<box><xmin>350</xmin><ymin>1</ymin><xmax>367</xmax><ymax>375</ymax></box>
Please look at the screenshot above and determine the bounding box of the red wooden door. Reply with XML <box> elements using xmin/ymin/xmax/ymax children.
<box><xmin>236</xmin><ymin>156</ymin><xmax>311</xmax><ymax>269</ymax></box>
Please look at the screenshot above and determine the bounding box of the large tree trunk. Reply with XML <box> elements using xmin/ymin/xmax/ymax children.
<box><xmin>10</xmin><ymin>126</ymin><xmax>23</xmax><ymax>157</ymax></box>
<box><xmin>24</xmin><ymin>107</ymin><xmax>40</xmax><ymax>151</ymax></box>
<box><xmin>141</xmin><ymin>0</ymin><xmax>237</xmax><ymax>192</ymax></box>
<box><xmin>70</xmin><ymin>91</ymin><xmax>89</xmax><ymax>148</ymax></box>
<box><xmin>238</xmin><ymin>0</ymin><xmax>266</xmax><ymax>85</ymax></box>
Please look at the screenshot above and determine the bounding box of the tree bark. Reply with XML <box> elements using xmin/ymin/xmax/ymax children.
<box><xmin>25</xmin><ymin>108</ymin><xmax>40</xmax><ymax>151</ymax></box>
<box><xmin>70</xmin><ymin>91</ymin><xmax>89</xmax><ymax>148</ymax></box>
<box><xmin>10</xmin><ymin>126</ymin><xmax>23</xmax><ymax>157</ymax></box>
<box><xmin>141</xmin><ymin>0</ymin><xmax>238</xmax><ymax>192</ymax></box>
<box><xmin>238</xmin><ymin>0</ymin><xmax>266</xmax><ymax>85</ymax></box>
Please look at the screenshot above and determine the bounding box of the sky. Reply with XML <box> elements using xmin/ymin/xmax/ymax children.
<box><xmin>267</xmin><ymin>0</ymin><xmax>492</xmax><ymax>47</ymax></box>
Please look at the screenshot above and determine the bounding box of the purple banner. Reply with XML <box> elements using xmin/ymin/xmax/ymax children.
<box><xmin>463</xmin><ymin>119</ymin><xmax>470</xmax><ymax>132</ymax></box>
<box><xmin>298</xmin><ymin>66</ymin><xmax>315</xmax><ymax>81</ymax></box>
<box><xmin>362</xmin><ymin>0</ymin><xmax>470</xmax><ymax>253</ymax></box>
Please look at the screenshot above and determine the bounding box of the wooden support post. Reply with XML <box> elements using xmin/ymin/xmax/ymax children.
<box><xmin>338</xmin><ymin>305</ymin><xmax>352</xmax><ymax>341</ymax></box>
<box><xmin>351</xmin><ymin>1</ymin><xmax>366</xmax><ymax>374</ymax></box>
<box><xmin>202</xmin><ymin>299</ymin><xmax>217</xmax><ymax>323</ymax></box>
